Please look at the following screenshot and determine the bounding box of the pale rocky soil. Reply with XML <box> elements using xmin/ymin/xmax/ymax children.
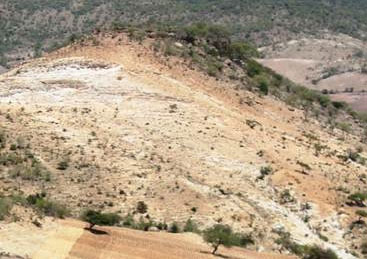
<box><xmin>259</xmin><ymin>34</ymin><xmax>367</xmax><ymax>111</ymax></box>
<box><xmin>0</xmin><ymin>33</ymin><xmax>366</xmax><ymax>258</ymax></box>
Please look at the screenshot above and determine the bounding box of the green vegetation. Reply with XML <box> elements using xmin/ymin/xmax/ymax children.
<box><xmin>168</xmin><ymin>222</ymin><xmax>181</xmax><ymax>233</ymax></box>
<box><xmin>0</xmin><ymin>197</ymin><xmax>13</xmax><ymax>220</ymax></box>
<box><xmin>122</xmin><ymin>23</ymin><xmax>363</xmax><ymax>128</ymax></box>
<box><xmin>203</xmin><ymin>224</ymin><xmax>253</xmax><ymax>255</ymax></box>
<box><xmin>183</xmin><ymin>219</ymin><xmax>200</xmax><ymax>233</ymax></box>
<box><xmin>356</xmin><ymin>210</ymin><xmax>367</xmax><ymax>221</ymax></box>
<box><xmin>121</xmin><ymin>214</ymin><xmax>167</xmax><ymax>231</ymax></box>
<box><xmin>276</xmin><ymin>231</ymin><xmax>338</xmax><ymax>259</ymax></box>
<box><xmin>258</xmin><ymin>165</ymin><xmax>273</xmax><ymax>180</ymax></box>
<box><xmin>2</xmin><ymin>0</ymin><xmax>367</xmax><ymax>66</ymax></box>
<box><xmin>57</xmin><ymin>159</ymin><xmax>69</xmax><ymax>170</ymax></box>
<box><xmin>0</xmin><ymin>193</ymin><xmax>69</xmax><ymax>221</ymax></box>
<box><xmin>26</xmin><ymin>193</ymin><xmax>69</xmax><ymax>218</ymax></box>
<box><xmin>361</xmin><ymin>241</ymin><xmax>367</xmax><ymax>254</ymax></box>
<box><xmin>81</xmin><ymin>209</ymin><xmax>121</xmax><ymax>230</ymax></box>
<box><xmin>0</xmin><ymin>132</ymin><xmax>51</xmax><ymax>182</ymax></box>
<box><xmin>136</xmin><ymin>201</ymin><xmax>148</xmax><ymax>214</ymax></box>
<box><xmin>348</xmin><ymin>192</ymin><xmax>367</xmax><ymax>207</ymax></box>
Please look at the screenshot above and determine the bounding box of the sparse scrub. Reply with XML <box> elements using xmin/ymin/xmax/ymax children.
<box><xmin>183</xmin><ymin>219</ymin><xmax>199</xmax><ymax>233</ymax></box>
<box><xmin>0</xmin><ymin>197</ymin><xmax>13</xmax><ymax>220</ymax></box>
<box><xmin>136</xmin><ymin>201</ymin><xmax>148</xmax><ymax>214</ymax></box>
<box><xmin>57</xmin><ymin>159</ymin><xmax>69</xmax><ymax>170</ymax></box>
<box><xmin>258</xmin><ymin>165</ymin><xmax>272</xmax><ymax>180</ymax></box>
<box><xmin>348</xmin><ymin>192</ymin><xmax>367</xmax><ymax>207</ymax></box>
<box><xmin>276</xmin><ymin>231</ymin><xmax>338</xmax><ymax>258</ymax></box>
<box><xmin>280</xmin><ymin>189</ymin><xmax>296</xmax><ymax>204</ymax></box>
<box><xmin>356</xmin><ymin>210</ymin><xmax>367</xmax><ymax>222</ymax></box>
<box><xmin>27</xmin><ymin>193</ymin><xmax>69</xmax><ymax>218</ymax></box>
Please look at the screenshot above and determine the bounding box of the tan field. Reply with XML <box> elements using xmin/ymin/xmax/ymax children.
<box><xmin>1</xmin><ymin>219</ymin><xmax>296</xmax><ymax>259</ymax></box>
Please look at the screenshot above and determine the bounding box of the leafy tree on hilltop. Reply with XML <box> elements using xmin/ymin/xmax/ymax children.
<box><xmin>203</xmin><ymin>224</ymin><xmax>253</xmax><ymax>255</ymax></box>
<box><xmin>81</xmin><ymin>209</ymin><xmax>121</xmax><ymax>230</ymax></box>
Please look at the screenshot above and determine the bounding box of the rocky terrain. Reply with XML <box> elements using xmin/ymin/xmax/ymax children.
<box><xmin>0</xmin><ymin>33</ymin><xmax>366</xmax><ymax>258</ymax></box>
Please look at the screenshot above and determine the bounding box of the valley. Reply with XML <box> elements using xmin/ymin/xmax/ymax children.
<box><xmin>259</xmin><ymin>34</ymin><xmax>367</xmax><ymax>112</ymax></box>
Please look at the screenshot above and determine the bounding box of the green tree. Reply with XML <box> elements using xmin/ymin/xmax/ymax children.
<box><xmin>81</xmin><ymin>210</ymin><xmax>121</xmax><ymax>230</ymax></box>
<box><xmin>203</xmin><ymin>224</ymin><xmax>253</xmax><ymax>255</ymax></box>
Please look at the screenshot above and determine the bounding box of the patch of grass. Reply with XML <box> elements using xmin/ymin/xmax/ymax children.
<box><xmin>183</xmin><ymin>219</ymin><xmax>200</xmax><ymax>233</ymax></box>
<box><xmin>0</xmin><ymin>197</ymin><xmax>13</xmax><ymax>220</ymax></box>
<box><xmin>26</xmin><ymin>193</ymin><xmax>70</xmax><ymax>218</ymax></box>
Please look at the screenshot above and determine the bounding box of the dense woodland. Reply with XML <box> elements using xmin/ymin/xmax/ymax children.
<box><xmin>1</xmin><ymin>0</ymin><xmax>367</xmax><ymax>66</ymax></box>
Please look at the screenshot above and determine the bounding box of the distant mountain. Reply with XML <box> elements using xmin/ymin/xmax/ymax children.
<box><xmin>1</xmin><ymin>0</ymin><xmax>367</xmax><ymax>66</ymax></box>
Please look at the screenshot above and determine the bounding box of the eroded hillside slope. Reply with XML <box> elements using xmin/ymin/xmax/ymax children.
<box><xmin>0</xmin><ymin>33</ymin><xmax>366</xmax><ymax>258</ymax></box>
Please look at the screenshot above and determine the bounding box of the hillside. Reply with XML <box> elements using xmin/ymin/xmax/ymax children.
<box><xmin>0</xmin><ymin>31</ymin><xmax>367</xmax><ymax>258</ymax></box>
<box><xmin>2</xmin><ymin>0</ymin><xmax>367</xmax><ymax>69</ymax></box>
<box><xmin>259</xmin><ymin>33</ymin><xmax>367</xmax><ymax>112</ymax></box>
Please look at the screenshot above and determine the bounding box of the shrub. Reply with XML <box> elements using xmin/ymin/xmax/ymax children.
<box><xmin>231</xmin><ymin>232</ymin><xmax>254</xmax><ymax>248</ymax></box>
<box><xmin>276</xmin><ymin>232</ymin><xmax>338</xmax><ymax>258</ymax></box>
<box><xmin>183</xmin><ymin>219</ymin><xmax>199</xmax><ymax>233</ymax></box>
<box><xmin>35</xmin><ymin>199</ymin><xmax>69</xmax><ymax>218</ymax></box>
<box><xmin>227</xmin><ymin>42</ymin><xmax>259</xmax><ymax>60</ymax></box>
<box><xmin>136</xmin><ymin>201</ymin><xmax>148</xmax><ymax>214</ymax></box>
<box><xmin>258</xmin><ymin>78</ymin><xmax>269</xmax><ymax>95</ymax></box>
<box><xmin>280</xmin><ymin>189</ymin><xmax>295</xmax><ymax>204</ymax></box>
<box><xmin>246</xmin><ymin>60</ymin><xmax>263</xmax><ymax>77</ymax></box>
<box><xmin>356</xmin><ymin>210</ymin><xmax>367</xmax><ymax>221</ymax></box>
<box><xmin>0</xmin><ymin>197</ymin><xmax>13</xmax><ymax>220</ymax></box>
<box><xmin>10</xmin><ymin>143</ymin><xmax>17</xmax><ymax>151</ymax></box>
<box><xmin>0</xmin><ymin>131</ymin><xmax>6</xmax><ymax>148</ymax></box>
<box><xmin>10</xmin><ymin>163</ymin><xmax>51</xmax><ymax>182</ymax></box>
<box><xmin>361</xmin><ymin>241</ymin><xmax>367</xmax><ymax>254</ymax></box>
<box><xmin>27</xmin><ymin>193</ymin><xmax>69</xmax><ymax>218</ymax></box>
<box><xmin>332</xmin><ymin>101</ymin><xmax>346</xmax><ymax>109</ymax></box>
<box><xmin>302</xmin><ymin>245</ymin><xmax>338</xmax><ymax>259</ymax></box>
<box><xmin>81</xmin><ymin>209</ymin><xmax>121</xmax><ymax>230</ymax></box>
<box><xmin>169</xmin><ymin>222</ymin><xmax>181</xmax><ymax>233</ymax></box>
<box><xmin>122</xmin><ymin>213</ymin><xmax>136</xmax><ymax>228</ymax></box>
<box><xmin>336</xmin><ymin>122</ymin><xmax>351</xmax><ymax>133</ymax></box>
<box><xmin>259</xmin><ymin>166</ymin><xmax>272</xmax><ymax>179</ymax></box>
<box><xmin>57</xmin><ymin>160</ymin><xmax>69</xmax><ymax>170</ymax></box>
<box><xmin>348</xmin><ymin>192</ymin><xmax>367</xmax><ymax>207</ymax></box>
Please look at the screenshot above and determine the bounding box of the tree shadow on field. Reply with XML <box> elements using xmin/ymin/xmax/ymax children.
<box><xmin>84</xmin><ymin>227</ymin><xmax>109</xmax><ymax>235</ymax></box>
<box><xmin>200</xmin><ymin>250</ymin><xmax>230</xmax><ymax>258</ymax></box>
